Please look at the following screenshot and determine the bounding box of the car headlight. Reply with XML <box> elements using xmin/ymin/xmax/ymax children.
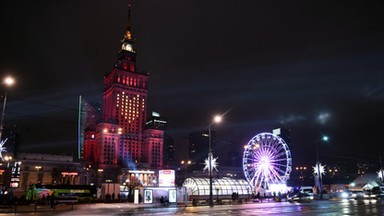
<box><xmin>341</xmin><ymin>192</ymin><xmax>349</xmax><ymax>198</ymax></box>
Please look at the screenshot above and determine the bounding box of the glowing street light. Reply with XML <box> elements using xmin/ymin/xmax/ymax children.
<box><xmin>3</xmin><ymin>155</ymin><xmax>12</xmax><ymax>161</ymax></box>
<box><xmin>3</xmin><ymin>77</ymin><xmax>15</xmax><ymax>86</ymax></box>
<box><xmin>207</xmin><ymin>114</ymin><xmax>222</xmax><ymax>207</ymax></box>
<box><xmin>181</xmin><ymin>160</ymin><xmax>191</xmax><ymax>165</ymax></box>
<box><xmin>322</xmin><ymin>135</ymin><xmax>329</xmax><ymax>142</ymax></box>
<box><xmin>213</xmin><ymin>115</ymin><xmax>222</xmax><ymax>124</ymax></box>
<box><xmin>0</xmin><ymin>76</ymin><xmax>15</xmax><ymax>161</ymax></box>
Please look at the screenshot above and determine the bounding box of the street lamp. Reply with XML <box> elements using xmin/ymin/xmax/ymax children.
<box><xmin>180</xmin><ymin>160</ymin><xmax>191</xmax><ymax>185</ymax></box>
<box><xmin>208</xmin><ymin>115</ymin><xmax>222</xmax><ymax>207</ymax></box>
<box><xmin>322</xmin><ymin>135</ymin><xmax>329</xmax><ymax>142</ymax></box>
<box><xmin>97</xmin><ymin>169</ymin><xmax>104</xmax><ymax>187</ymax></box>
<box><xmin>316</xmin><ymin>135</ymin><xmax>329</xmax><ymax>200</ymax></box>
<box><xmin>0</xmin><ymin>76</ymin><xmax>15</xmax><ymax>146</ymax></box>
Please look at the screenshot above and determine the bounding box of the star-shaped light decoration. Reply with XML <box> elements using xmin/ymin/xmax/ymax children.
<box><xmin>203</xmin><ymin>155</ymin><xmax>219</xmax><ymax>172</ymax></box>
<box><xmin>0</xmin><ymin>138</ymin><xmax>8</xmax><ymax>161</ymax></box>
<box><xmin>312</xmin><ymin>162</ymin><xmax>326</xmax><ymax>176</ymax></box>
<box><xmin>377</xmin><ymin>169</ymin><xmax>384</xmax><ymax>181</ymax></box>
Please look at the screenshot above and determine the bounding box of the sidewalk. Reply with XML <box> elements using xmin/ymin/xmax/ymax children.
<box><xmin>0</xmin><ymin>203</ymin><xmax>76</xmax><ymax>215</ymax></box>
<box><xmin>0</xmin><ymin>201</ymin><xmax>176</xmax><ymax>215</ymax></box>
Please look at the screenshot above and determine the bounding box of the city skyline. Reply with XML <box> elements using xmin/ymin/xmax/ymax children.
<box><xmin>0</xmin><ymin>1</ymin><xmax>383</xmax><ymax>166</ymax></box>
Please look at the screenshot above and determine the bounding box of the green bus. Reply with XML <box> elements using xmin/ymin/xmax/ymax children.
<box><xmin>27</xmin><ymin>185</ymin><xmax>96</xmax><ymax>203</ymax></box>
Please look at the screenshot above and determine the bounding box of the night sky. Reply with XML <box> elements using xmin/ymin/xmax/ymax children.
<box><xmin>1</xmin><ymin>1</ymin><xmax>383</xmax><ymax>166</ymax></box>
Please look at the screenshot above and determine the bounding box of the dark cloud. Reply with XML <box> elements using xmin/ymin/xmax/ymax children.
<box><xmin>0</xmin><ymin>1</ymin><xmax>383</xmax><ymax>164</ymax></box>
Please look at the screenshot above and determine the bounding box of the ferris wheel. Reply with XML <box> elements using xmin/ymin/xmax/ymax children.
<box><xmin>242</xmin><ymin>132</ymin><xmax>292</xmax><ymax>191</ymax></box>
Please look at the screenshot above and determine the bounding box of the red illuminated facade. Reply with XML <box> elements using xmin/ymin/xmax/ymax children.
<box><xmin>82</xmin><ymin>130</ymin><xmax>96</xmax><ymax>163</ymax></box>
<box><xmin>144</xmin><ymin>112</ymin><xmax>167</xmax><ymax>168</ymax></box>
<box><xmin>143</xmin><ymin>128</ymin><xmax>163</xmax><ymax>167</ymax></box>
<box><xmin>82</xmin><ymin>7</ymin><xmax>165</xmax><ymax>175</ymax></box>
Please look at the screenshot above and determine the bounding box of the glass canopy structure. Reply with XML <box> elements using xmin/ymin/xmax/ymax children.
<box><xmin>183</xmin><ymin>177</ymin><xmax>251</xmax><ymax>197</ymax></box>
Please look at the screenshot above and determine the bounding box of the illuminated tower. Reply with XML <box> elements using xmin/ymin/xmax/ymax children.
<box><xmin>101</xmin><ymin>5</ymin><xmax>149</xmax><ymax>167</ymax></box>
<box><xmin>82</xmin><ymin>5</ymin><xmax>149</xmax><ymax>172</ymax></box>
<box><xmin>82</xmin><ymin>6</ymin><xmax>166</xmax><ymax>186</ymax></box>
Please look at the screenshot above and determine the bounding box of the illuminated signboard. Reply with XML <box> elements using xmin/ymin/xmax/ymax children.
<box><xmin>272</xmin><ymin>128</ymin><xmax>281</xmax><ymax>136</ymax></box>
<box><xmin>144</xmin><ymin>189</ymin><xmax>153</xmax><ymax>204</ymax></box>
<box><xmin>168</xmin><ymin>189</ymin><xmax>176</xmax><ymax>203</ymax></box>
<box><xmin>10</xmin><ymin>182</ymin><xmax>19</xmax><ymax>188</ymax></box>
<box><xmin>159</xmin><ymin>170</ymin><xmax>175</xmax><ymax>187</ymax></box>
<box><xmin>134</xmin><ymin>189</ymin><xmax>139</xmax><ymax>204</ymax></box>
<box><xmin>10</xmin><ymin>161</ymin><xmax>21</xmax><ymax>188</ymax></box>
<box><xmin>61</xmin><ymin>172</ymin><xmax>78</xmax><ymax>176</ymax></box>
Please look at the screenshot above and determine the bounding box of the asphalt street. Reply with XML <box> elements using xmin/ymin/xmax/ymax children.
<box><xmin>59</xmin><ymin>199</ymin><xmax>384</xmax><ymax>215</ymax></box>
<box><xmin>1</xmin><ymin>199</ymin><xmax>384</xmax><ymax>215</ymax></box>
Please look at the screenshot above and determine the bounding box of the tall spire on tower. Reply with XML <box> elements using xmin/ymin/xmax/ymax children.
<box><xmin>124</xmin><ymin>4</ymin><xmax>132</xmax><ymax>41</ymax></box>
<box><xmin>121</xmin><ymin>4</ymin><xmax>135</xmax><ymax>52</ymax></box>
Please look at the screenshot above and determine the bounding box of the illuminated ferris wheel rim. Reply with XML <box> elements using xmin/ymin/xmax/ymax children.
<box><xmin>242</xmin><ymin>132</ymin><xmax>292</xmax><ymax>190</ymax></box>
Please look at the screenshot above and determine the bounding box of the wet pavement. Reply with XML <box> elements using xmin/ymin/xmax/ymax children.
<box><xmin>1</xmin><ymin>198</ymin><xmax>384</xmax><ymax>215</ymax></box>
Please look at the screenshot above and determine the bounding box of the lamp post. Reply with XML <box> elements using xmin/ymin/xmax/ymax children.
<box><xmin>208</xmin><ymin>115</ymin><xmax>222</xmax><ymax>207</ymax></box>
<box><xmin>316</xmin><ymin>156</ymin><xmax>323</xmax><ymax>199</ymax></box>
<box><xmin>316</xmin><ymin>135</ymin><xmax>329</xmax><ymax>200</ymax></box>
<box><xmin>97</xmin><ymin>169</ymin><xmax>103</xmax><ymax>188</ymax></box>
<box><xmin>180</xmin><ymin>160</ymin><xmax>191</xmax><ymax>185</ymax></box>
<box><xmin>380</xmin><ymin>155</ymin><xmax>384</xmax><ymax>183</ymax></box>
<box><xmin>0</xmin><ymin>76</ymin><xmax>15</xmax><ymax>145</ymax></box>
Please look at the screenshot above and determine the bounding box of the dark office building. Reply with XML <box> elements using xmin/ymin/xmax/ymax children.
<box><xmin>188</xmin><ymin>130</ymin><xmax>216</xmax><ymax>171</ymax></box>
<box><xmin>163</xmin><ymin>134</ymin><xmax>175</xmax><ymax>167</ymax></box>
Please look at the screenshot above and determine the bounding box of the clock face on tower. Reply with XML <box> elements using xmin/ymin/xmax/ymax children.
<box><xmin>123</xmin><ymin>43</ymin><xmax>133</xmax><ymax>52</ymax></box>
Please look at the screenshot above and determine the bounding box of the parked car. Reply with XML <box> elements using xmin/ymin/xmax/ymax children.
<box><xmin>287</xmin><ymin>192</ymin><xmax>314</xmax><ymax>202</ymax></box>
<box><xmin>366</xmin><ymin>186</ymin><xmax>384</xmax><ymax>199</ymax></box>
<box><xmin>299</xmin><ymin>186</ymin><xmax>315</xmax><ymax>196</ymax></box>
<box><xmin>348</xmin><ymin>190</ymin><xmax>364</xmax><ymax>199</ymax></box>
